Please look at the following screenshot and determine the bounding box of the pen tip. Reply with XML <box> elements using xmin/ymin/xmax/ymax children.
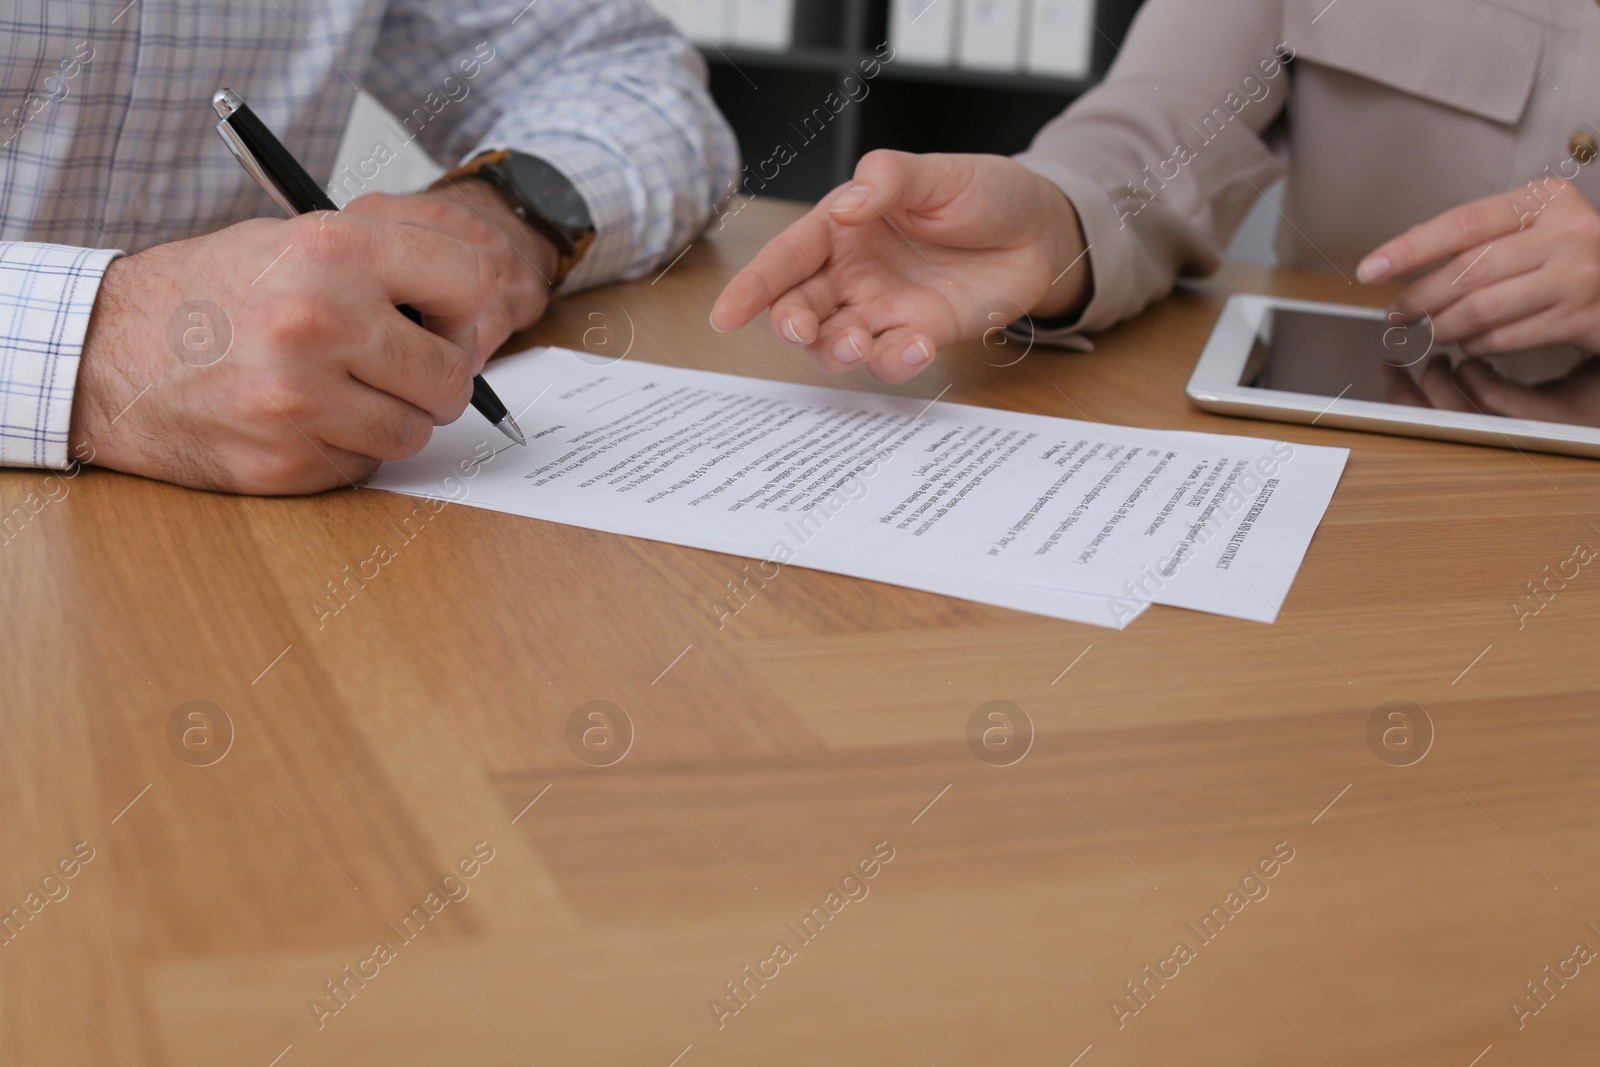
<box><xmin>499</xmin><ymin>415</ymin><xmax>528</xmax><ymax>447</ymax></box>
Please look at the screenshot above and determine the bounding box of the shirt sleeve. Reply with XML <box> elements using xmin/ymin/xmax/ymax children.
<box><xmin>365</xmin><ymin>0</ymin><xmax>740</xmax><ymax>293</ymax></box>
<box><xmin>0</xmin><ymin>243</ymin><xmax>120</xmax><ymax>469</ymax></box>
<box><xmin>1013</xmin><ymin>0</ymin><xmax>1289</xmax><ymax>344</ymax></box>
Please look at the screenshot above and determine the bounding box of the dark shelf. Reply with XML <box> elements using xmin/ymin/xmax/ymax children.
<box><xmin>859</xmin><ymin>59</ymin><xmax>1092</xmax><ymax>95</ymax></box>
<box><xmin>703</xmin><ymin>48</ymin><xmax>1094</xmax><ymax>95</ymax></box>
<box><xmin>701</xmin><ymin>45</ymin><xmax>848</xmax><ymax>75</ymax></box>
<box><xmin>701</xmin><ymin>0</ymin><xmax>1145</xmax><ymax>199</ymax></box>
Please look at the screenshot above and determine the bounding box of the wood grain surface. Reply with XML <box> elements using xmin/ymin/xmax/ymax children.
<box><xmin>2</xmin><ymin>198</ymin><xmax>1596</xmax><ymax>1066</ymax></box>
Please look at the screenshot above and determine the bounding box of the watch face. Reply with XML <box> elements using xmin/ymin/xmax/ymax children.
<box><xmin>505</xmin><ymin>153</ymin><xmax>593</xmax><ymax>232</ymax></box>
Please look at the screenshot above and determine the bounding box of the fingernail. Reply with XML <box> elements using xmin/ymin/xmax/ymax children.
<box><xmin>900</xmin><ymin>339</ymin><xmax>932</xmax><ymax>367</ymax></box>
<box><xmin>708</xmin><ymin>310</ymin><xmax>725</xmax><ymax>334</ymax></box>
<box><xmin>833</xmin><ymin>334</ymin><xmax>865</xmax><ymax>363</ymax></box>
<box><xmin>829</xmin><ymin>184</ymin><xmax>872</xmax><ymax>214</ymax></box>
<box><xmin>1385</xmin><ymin>301</ymin><xmax>1416</xmax><ymax>325</ymax></box>
<box><xmin>780</xmin><ymin>316</ymin><xmax>804</xmax><ymax>344</ymax></box>
<box><xmin>1357</xmin><ymin>254</ymin><xmax>1390</xmax><ymax>285</ymax></box>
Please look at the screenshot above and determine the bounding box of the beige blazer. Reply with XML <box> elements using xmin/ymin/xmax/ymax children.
<box><xmin>1017</xmin><ymin>0</ymin><xmax>1600</xmax><ymax>336</ymax></box>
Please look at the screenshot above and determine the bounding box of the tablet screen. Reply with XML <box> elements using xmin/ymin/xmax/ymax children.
<box><xmin>1239</xmin><ymin>308</ymin><xmax>1595</xmax><ymax>425</ymax></box>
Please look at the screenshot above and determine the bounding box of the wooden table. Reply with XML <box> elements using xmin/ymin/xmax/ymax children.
<box><xmin>4</xmin><ymin>199</ymin><xmax>1597</xmax><ymax>1066</ymax></box>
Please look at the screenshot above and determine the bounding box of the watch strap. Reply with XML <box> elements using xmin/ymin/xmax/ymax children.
<box><xmin>439</xmin><ymin>150</ymin><xmax>593</xmax><ymax>286</ymax></box>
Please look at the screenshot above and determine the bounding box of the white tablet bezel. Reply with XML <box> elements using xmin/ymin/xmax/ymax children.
<box><xmin>1185</xmin><ymin>294</ymin><xmax>1600</xmax><ymax>458</ymax></box>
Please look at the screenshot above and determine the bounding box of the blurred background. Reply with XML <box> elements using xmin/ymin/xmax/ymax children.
<box><xmin>334</xmin><ymin>0</ymin><xmax>1282</xmax><ymax>264</ymax></box>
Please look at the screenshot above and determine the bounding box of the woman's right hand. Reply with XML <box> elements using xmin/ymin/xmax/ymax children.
<box><xmin>710</xmin><ymin>150</ymin><xmax>1093</xmax><ymax>384</ymax></box>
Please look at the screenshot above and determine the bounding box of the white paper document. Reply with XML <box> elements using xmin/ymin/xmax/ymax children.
<box><xmin>368</xmin><ymin>348</ymin><xmax>1349</xmax><ymax>628</ymax></box>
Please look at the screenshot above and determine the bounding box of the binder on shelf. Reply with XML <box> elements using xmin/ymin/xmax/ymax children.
<box><xmin>729</xmin><ymin>0</ymin><xmax>794</xmax><ymax>49</ymax></box>
<box><xmin>890</xmin><ymin>0</ymin><xmax>957</xmax><ymax>66</ymax></box>
<box><xmin>649</xmin><ymin>0</ymin><xmax>731</xmax><ymax>45</ymax></box>
<box><xmin>957</xmin><ymin>0</ymin><xmax>1025</xmax><ymax>72</ymax></box>
<box><xmin>1026</xmin><ymin>0</ymin><xmax>1095</xmax><ymax>78</ymax></box>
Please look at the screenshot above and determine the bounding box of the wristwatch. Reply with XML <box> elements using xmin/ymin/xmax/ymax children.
<box><xmin>439</xmin><ymin>149</ymin><xmax>596</xmax><ymax>286</ymax></box>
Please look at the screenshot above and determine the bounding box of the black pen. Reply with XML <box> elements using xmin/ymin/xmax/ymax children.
<box><xmin>210</xmin><ymin>88</ymin><xmax>526</xmax><ymax>446</ymax></box>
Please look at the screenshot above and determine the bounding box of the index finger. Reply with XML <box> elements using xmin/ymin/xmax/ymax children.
<box><xmin>361</xmin><ymin>216</ymin><xmax>497</xmax><ymax>346</ymax></box>
<box><xmin>1359</xmin><ymin>190</ymin><xmax>1529</xmax><ymax>284</ymax></box>
<box><xmin>711</xmin><ymin>205</ymin><xmax>836</xmax><ymax>332</ymax></box>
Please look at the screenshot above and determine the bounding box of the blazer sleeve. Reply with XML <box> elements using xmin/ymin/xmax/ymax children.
<box><xmin>1016</xmin><ymin>0</ymin><xmax>1291</xmax><ymax>339</ymax></box>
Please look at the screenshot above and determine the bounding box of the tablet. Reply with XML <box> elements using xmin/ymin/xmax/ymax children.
<box><xmin>1185</xmin><ymin>295</ymin><xmax>1600</xmax><ymax>457</ymax></box>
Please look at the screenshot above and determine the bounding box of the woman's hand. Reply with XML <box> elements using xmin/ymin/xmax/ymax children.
<box><xmin>1383</xmin><ymin>355</ymin><xmax>1600</xmax><ymax>427</ymax></box>
<box><xmin>1359</xmin><ymin>178</ymin><xmax>1600</xmax><ymax>356</ymax></box>
<box><xmin>710</xmin><ymin>150</ymin><xmax>1092</xmax><ymax>383</ymax></box>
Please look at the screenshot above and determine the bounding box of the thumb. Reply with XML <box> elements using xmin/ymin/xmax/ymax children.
<box><xmin>826</xmin><ymin>149</ymin><xmax>964</xmax><ymax>225</ymax></box>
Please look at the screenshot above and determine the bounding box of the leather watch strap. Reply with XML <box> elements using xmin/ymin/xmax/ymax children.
<box><xmin>437</xmin><ymin>150</ymin><xmax>593</xmax><ymax>286</ymax></box>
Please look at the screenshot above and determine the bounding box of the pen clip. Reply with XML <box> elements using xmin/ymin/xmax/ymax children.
<box><xmin>215</xmin><ymin>119</ymin><xmax>303</xmax><ymax>219</ymax></box>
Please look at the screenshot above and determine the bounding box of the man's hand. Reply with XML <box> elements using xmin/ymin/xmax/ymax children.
<box><xmin>70</xmin><ymin>212</ymin><xmax>497</xmax><ymax>494</ymax></box>
<box><xmin>1359</xmin><ymin>178</ymin><xmax>1600</xmax><ymax>355</ymax></box>
<box><xmin>710</xmin><ymin>150</ymin><xmax>1092</xmax><ymax>383</ymax></box>
<box><xmin>347</xmin><ymin>179</ymin><xmax>559</xmax><ymax>358</ymax></box>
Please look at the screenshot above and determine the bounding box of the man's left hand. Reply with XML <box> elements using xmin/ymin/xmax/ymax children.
<box><xmin>347</xmin><ymin>179</ymin><xmax>558</xmax><ymax>361</ymax></box>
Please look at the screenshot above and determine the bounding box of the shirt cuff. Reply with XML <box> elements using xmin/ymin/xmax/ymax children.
<box><xmin>0</xmin><ymin>244</ymin><xmax>121</xmax><ymax>470</ymax></box>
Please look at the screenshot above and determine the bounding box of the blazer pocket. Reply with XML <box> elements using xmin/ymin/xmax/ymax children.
<box><xmin>1283</xmin><ymin>0</ymin><xmax>1540</xmax><ymax>125</ymax></box>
